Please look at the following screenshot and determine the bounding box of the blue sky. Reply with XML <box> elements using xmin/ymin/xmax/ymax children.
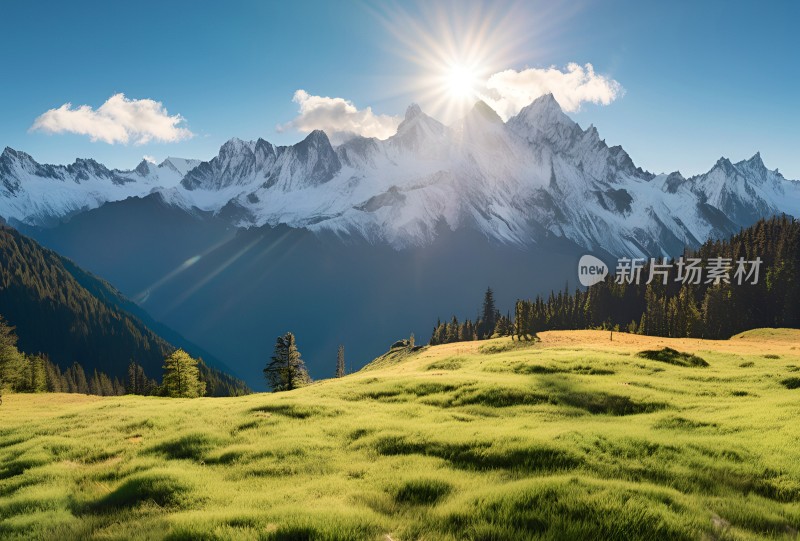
<box><xmin>2</xmin><ymin>0</ymin><xmax>799</xmax><ymax>178</ymax></box>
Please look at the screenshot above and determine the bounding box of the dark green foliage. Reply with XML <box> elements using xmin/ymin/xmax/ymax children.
<box><xmin>198</xmin><ymin>361</ymin><xmax>251</xmax><ymax>397</ymax></box>
<box><xmin>636</xmin><ymin>348</ymin><xmax>709</xmax><ymax>367</ymax></box>
<box><xmin>127</xmin><ymin>361</ymin><xmax>157</xmax><ymax>395</ymax></box>
<box><xmin>0</xmin><ymin>316</ymin><xmax>25</xmax><ymax>391</ymax></box>
<box><xmin>479</xmin><ymin>287</ymin><xmax>499</xmax><ymax>339</ymax></box>
<box><xmin>429</xmin><ymin>217</ymin><xmax>800</xmax><ymax>345</ymax></box>
<box><xmin>264</xmin><ymin>332</ymin><xmax>311</xmax><ymax>392</ymax></box>
<box><xmin>0</xmin><ymin>225</ymin><xmax>250</xmax><ymax>396</ymax></box>
<box><xmin>0</xmin><ymin>225</ymin><xmax>171</xmax><ymax>378</ymax></box>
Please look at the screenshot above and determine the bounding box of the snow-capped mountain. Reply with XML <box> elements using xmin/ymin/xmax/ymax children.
<box><xmin>0</xmin><ymin>148</ymin><xmax>198</xmax><ymax>225</ymax></box>
<box><xmin>2</xmin><ymin>94</ymin><xmax>799</xmax><ymax>256</ymax></box>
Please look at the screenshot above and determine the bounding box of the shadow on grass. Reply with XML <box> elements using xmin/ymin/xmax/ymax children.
<box><xmin>148</xmin><ymin>433</ymin><xmax>222</xmax><ymax>461</ymax></box>
<box><xmin>637</xmin><ymin>347</ymin><xmax>708</xmax><ymax>367</ymax></box>
<box><xmin>395</xmin><ymin>479</ymin><xmax>452</xmax><ymax>505</ymax></box>
<box><xmin>355</xmin><ymin>381</ymin><xmax>464</xmax><ymax>402</ymax></box>
<box><xmin>250</xmin><ymin>403</ymin><xmax>339</xmax><ymax>419</ymax></box>
<box><xmin>373</xmin><ymin>435</ymin><xmax>579</xmax><ymax>472</ymax></box>
<box><xmin>780</xmin><ymin>377</ymin><xmax>800</xmax><ymax>389</ymax></box>
<box><xmin>85</xmin><ymin>471</ymin><xmax>199</xmax><ymax>513</ymax></box>
<box><xmin>440</xmin><ymin>480</ymin><xmax>698</xmax><ymax>541</ymax></box>
<box><xmin>537</xmin><ymin>376</ymin><xmax>668</xmax><ymax>416</ymax></box>
<box><xmin>653</xmin><ymin>416</ymin><xmax>717</xmax><ymax>430</ymax></box>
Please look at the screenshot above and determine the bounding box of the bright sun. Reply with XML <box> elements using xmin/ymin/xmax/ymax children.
<box><xmin>445</xmin><ymin>64</ymin><xmax>480</xmax><ymax>101</ymax></box>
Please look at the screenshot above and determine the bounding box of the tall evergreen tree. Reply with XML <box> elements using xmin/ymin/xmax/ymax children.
<box><xmin>480</xmin><ymin>287</ymin><xmax>498</xmax><ymax>339</ymax></box>
<box><xmin>264</xmin><ymin>332</ymin><xmax>311</xmax><ymax>392</ymax></box>
<box><xmin>162</xmin><ymin>349</ymin><xmax>206</xmax><ymax>398</ymax></box>
<box><xmin>336</xmin><ymin>344</ymin><xmax>345</xmax><ymax>378</ymax></box>
<box><xmin>0</xmin><ymin>317</ymin><xmax>24</xmax><ymax>391</ymax></box>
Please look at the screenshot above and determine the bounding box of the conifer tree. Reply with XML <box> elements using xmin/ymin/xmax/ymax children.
<box><xmin>264</xmin><ymin>332</ymin><xmax>311</xmax><ymax>392</ymax></box>
<box><xmin>0</xmin><ymin>317</ymin><xmax>24</xmax><ymax>391</ymax></box>
<box><xmin>162</xmin><ymin>349</ymin><xmax>206</xmax><ymax>398</ymax></box>
<box><xmin>480</xmin><ymin>287</ymin><xmax>498</xmax><ymax>339</ymax></box>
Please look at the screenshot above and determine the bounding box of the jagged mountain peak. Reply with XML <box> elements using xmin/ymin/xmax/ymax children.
<box><xmin>739</xmin><ymin>151</ymin><xmax>765</xmax><ymax>169</ymax></box>
<box><xmin>396</xmin><ymin>103</ymin><xmax>442</xmax><ymax>132</ymax></box>
<box><xmin>1</xmin><ymin>94</ymin><xmax>799</xmax><ymax>258</ymax></box>
<box><xmin>404</xmin><ymin>103</ymin><xmax>423</xmax><ymax>121</ymax></box>
<box><xmin>1</xmin><ymin>147</ymin><xmax>34</xmax><ymax>163</ymax></box>
<box><xmin>220</xmin><ymin>137</ymin><xmax>255</xmax><ymax>154</ymax></box>
<box><xmin>470</xmin><ymin>100</ymin><xmax>502</xmax><ymax>123</ymax></box>
<box><xmin>506</xmin><ymin>93</ymin><xmax>578</xmax><ymax>148</ymax></box>
<box><xmin>390</xmin><ymin>104</ymin><xmax>447</xmax><ymax>153</ymax></box>
<box><xmin>134</xmin><ymin>159</ymin><xmax>152</xmax><ymax>176</ymax></box>
<box><xmin>520</xmin><ymin>93</ymin><xmax>567</xmax><ymax>119</ymax></box>
<box><xmin>300</xmin><ymin>129</ymin><xmax>333</xmax><ymax>147</ymax></box>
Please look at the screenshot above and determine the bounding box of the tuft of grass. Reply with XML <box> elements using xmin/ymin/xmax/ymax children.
<box><xmin>653</xmin><ymin>416</ymin><xmax>717</xmax><ymax>430</ymax></box>
<box><xmin>637</xmin><ymin>347</ymin><xmax>708</xmax><ymax>367</ymax></box>
<box><xmin>780</xmin><ymin>377</ymin><xmax>800</xmax><ymax>390</ymax></box>
<box><xmin>88</xmin><ymin>470</ymin><xmax>199</xmax><ymax>511</ymax></box>
<box><xmin>250</xmin><ymin>403</ymin><xmax>337</xmax><ymax>419</ymax></box>
<box><xmin>148</xmin><ymin>433</ymin><xmax>221</xmax><ymax>461</ymax></box>
<box><xmin>554</xmin><ymin>390</ymin><xmax>666</xmax><ymax>416</ymax></box>
<box><xmin>394</xmin><ymin>479</ymin><xmax>452</xmax><ymax>505</ymax></box>
<box><xmin>426</xmin><ymin>356</ymin><xmax>465</xmax><ymax>370</ymax></box>
<box><xmin>479</xmin><ymin>339</ymin><xmax>537</xmax><ymax>355</ymax></box>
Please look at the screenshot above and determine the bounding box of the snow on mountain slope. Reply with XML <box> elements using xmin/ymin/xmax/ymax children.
<box><xmin>2</xmin><ymin>94</ymin><xmax>799</xmax><ymax>256</ymax></box>
<box><xmin>0</xmin><ymin>147</ymin><xmax>199</xmax><ymax>225</ymax></box>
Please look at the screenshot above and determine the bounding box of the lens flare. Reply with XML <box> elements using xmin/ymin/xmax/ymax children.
<box><xmin>369</xmin><ymin>1</ymin><xmax>575</xmax><ymax>123</ymax></box>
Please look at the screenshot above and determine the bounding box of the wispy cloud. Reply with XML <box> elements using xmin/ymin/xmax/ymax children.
<box><xmin>30</xmin><ymin>93</ymin><xmax>193</xmax><ymax>145</ymax></box>
<box><xmin>482</xmin><ymin>63</ymin><xmax>623</xmax><ymax>119</ymax></box>
<box><xmin>278</xmin><ymin>90</ymin><xmax>401</xmax><ymax>144</ymax></box>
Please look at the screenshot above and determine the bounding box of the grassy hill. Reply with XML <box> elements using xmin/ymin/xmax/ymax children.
<box><xmin>1</xmin><ymin>330</ymin><xmax>799</xmax><ymax>540</ymax></box>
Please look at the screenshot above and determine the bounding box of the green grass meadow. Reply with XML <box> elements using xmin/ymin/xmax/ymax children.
<box><xmin>2</xmin><ymin>329</ymin><xmax>800</xmax><ymax>540</ymax></box>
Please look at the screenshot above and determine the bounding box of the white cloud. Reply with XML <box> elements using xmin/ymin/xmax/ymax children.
<box><xmin>30</xmin><ymin>93</ymin><xmax>193</xmax><ymax>145</ymax></box>
<box><xmin>142</xmin><ymin>155</ymin><xmax>157</xmax><ymax>164</ymax></box>
<box><xmin>278</xmin><ymin>90</ymin><xmax>401</xmax><ymax>144</ymax></box>
<box><xmin>482</xmin><ymin>63</ymin><xmax>623</xmax><ymax>119</ymax></box>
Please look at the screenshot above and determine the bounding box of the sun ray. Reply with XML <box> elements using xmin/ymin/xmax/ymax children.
<box><xmin>367</xmin><ymin>0</ymin><xmax>581</xmax><ymax>123</ymax></box>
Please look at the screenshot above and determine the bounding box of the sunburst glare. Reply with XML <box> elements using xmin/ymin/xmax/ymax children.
<box><xmin>370</xmin><ymin>0</ymin><xmax>578</xmax><ymax>123</ymax></box>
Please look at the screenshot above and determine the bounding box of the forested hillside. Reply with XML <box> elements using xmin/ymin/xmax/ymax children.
<box><xmin>0</xmin><ymin>225</ymin><xmax>249</xmax><ymax>396</ymax></box>
<box><xmin>431</xmin><ymin>216</ymin><xmax>800</xmax><ymax>343</ymax></box>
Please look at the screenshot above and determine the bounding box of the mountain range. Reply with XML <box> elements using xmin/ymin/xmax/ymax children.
<box><xmin>2</xmin><ymin>94</ymin><xmax>798</xmax><ymax>258</ymax></box>
<box><xmin>2</xmin><ymin>94</ymin><xmax>798</xmax><ymax>387</ymax></box>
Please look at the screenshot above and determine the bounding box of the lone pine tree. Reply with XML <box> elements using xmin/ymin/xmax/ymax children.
<box><xmin>162</xmin><ymin>349</ymin><xmax>206</xmax><ymax>398</ymax></box>
<box><xmin>264</xmin><ymin>332</ymin><xmax>311</xmax><ymax>392</ymax></box>
<box><xmin>480</xmin><ymin>287</ymin><xmax>498</xmax><ymax>339</ymax></box>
